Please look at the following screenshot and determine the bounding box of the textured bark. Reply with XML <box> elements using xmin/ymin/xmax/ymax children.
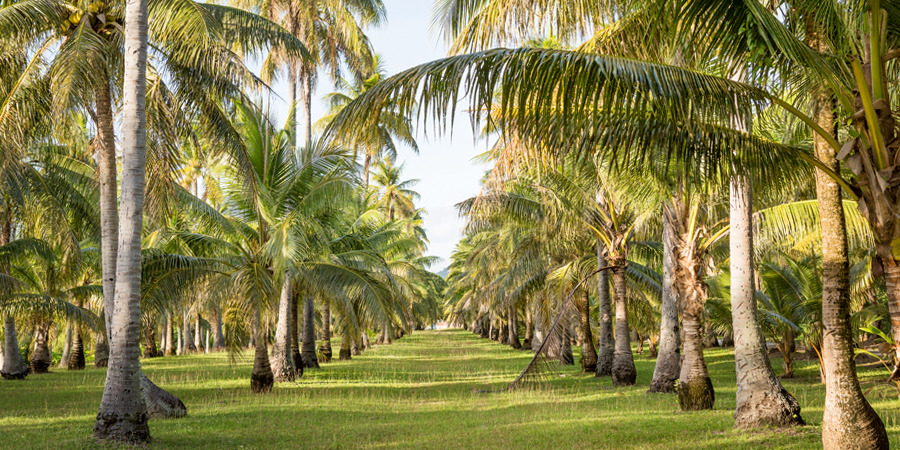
<box><xmin>610</xmin><ymin>260</ymin><xmax>636</xmax><ymax>386</ymax></box>
<box><xmin>250</xmin><ymin>307</ymin><xmax>274</xmax><ymax>393</ymax></box>
<box><xmin>143</xmin><ymin>316</ymin><xmax>160</xmax><ymax>358</ymax></box>
<box><xmin>595</xmin><ymin>247</ymin><xmax>614</xmax><ymax>377</ymax></box>
<box><xmin>93</xmin><ymin>8</ymin><xmax>151</xmax><ymax>440</ymax></box>
<box><xmin>68</xmin><ymin>320</ymin><xmax>85</xmax><ymax>370</ymax></box>
<box><xmin>1</xmin><ymin>316</ymin><xmax>28</xmax><ymax>379</ymax></box>
<box><xmin>730</xmin><ymin>175</ymin><xmax>803</xmax><ymax>427</ymax></box>
<box><xmin>578</xmin><ymin>289</ymin><xmax>597</xmax><ymax>372</ymax></box>
<box><xmin>94</xmin><ymin>331</ymin><xmax>109</xmax><ymax>367</ymax></box>
<box><xmin>289</xmin><ymin>293</ymin><xmax>301</xmax><ymax>370</ymax></box>
<box><xmin>558</xmin><ymin>327</ymin><xmax>574</xmax><ymax>365</ymax></box>
<box><xmin>299</xmin><ymin>71</ymin><xmax>313</xmax><ymax>148</ymax></box>
<box><xmin>498</xmin><ymin>314</ymin><xmax>509</xmax><ymax>345</ymax></box>
<box><xmin>270</xmin><ymin>276</ymin><xmax>295</xmax><ymax>382</ymax></box>
<box><xmin>677</xmin><ymin>305</ymin><xmax>714</xmax><ymax>411</ymax></box>
<box><xmin>508</xmin><ymin>306</ymin><xmax>522</xmax><ymax>349</ymax></box>
<box><xmin>30</xmin><ymin>320</ymin><xmax>51</xmax><ymax>374</ymax></box>
<box><xmin>522</xmin><ymin>309</ymin><xmax>533</xmax><ymax>348</ymax></box>
<box><xmin>321</xmin><ymin>302</ymin><xmax>332</xmax><ymax>362</ymax></box>
<box><xmin>300</xmin><ymin>297</ymin><xmax>319</xmax><ymax>369</ymax></box>
<box><xmin>183</xmin><ymin>314</ymin><xmax>196</xmax><ymax>353</ymax></box>
<box><xmin>95</xmin><ymin>69</ymin><xmax>118</xmax><ymax>338</ymax></box>
<box><xmin>59</xmin><ymin>321</ymin><xmax>73</xmax><ymax>369</ymax></box>
<box><xmin>649</xmin><ymin>211</ymin><xmax>680</xmax><ymax>393</ymax></box>
<box><xmin>813</xmin><ymin>89</ymin><xmax>888</xmax><ymax>448</ymax></box>
<box><xmin>141</xmin><ymin>373</ymin><xmax>187</xmax><ymax>419</ymax></box>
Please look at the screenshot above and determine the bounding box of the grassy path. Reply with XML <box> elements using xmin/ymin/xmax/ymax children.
<box><xmin>2</xmin><ymin>329</ymin><xmax>898</xmax><ymax>449</ymax></box>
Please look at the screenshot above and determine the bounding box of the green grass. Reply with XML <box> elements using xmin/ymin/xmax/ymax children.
<box><xmin>2</xmin><ymin>329</ymin><xmax>899</xmax><ymax>449</ymax></box>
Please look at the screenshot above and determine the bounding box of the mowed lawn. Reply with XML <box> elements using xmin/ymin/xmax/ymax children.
<box><xmin>2</xmin><ymin>329</ymin><xmax>900</xmax><ymax>449</ymax></box>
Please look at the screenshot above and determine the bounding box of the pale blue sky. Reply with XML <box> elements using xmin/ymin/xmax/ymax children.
<box><xmin>265</xmin><ymin>0</ymin><xmax>490</xmax><ymax>270</ymax></box>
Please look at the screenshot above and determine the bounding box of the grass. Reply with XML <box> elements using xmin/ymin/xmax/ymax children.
<box><xmin>2</xmin><ymin>329</ymin><xmax>899</xmax><ymax>449</ymax></box>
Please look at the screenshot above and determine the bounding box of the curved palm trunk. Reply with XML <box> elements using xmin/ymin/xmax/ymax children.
<box><xmin>270</xmin><ymin>276</ymin><xmax>295</xmax><ymax>382</ymax></box>
<box><xmin>508</xmin><ymin>305</ymin><xmax>522</xmax><ymax>349</ymax></box>
<box><xmin>321</xmin><ymin>301</ymin><xmax>332</xmax><ymax>362</ymax></box>
<box><xmin>610</xmin><ymin>259</ymin><xmax>636</xmax><ymax>386</ymax></box>
<box><xmin>250</xmin><ymin>307</ymin><xmax>274</xmax><ymax>393</ymax></box>
<box><xmin>578</xmin><ymin>289</ymin><xmax>597</xmax><ymax>372</ymax></box>
<box><xmin>94</xmin><ymin>8</ymin><xmax>151</xmax><ymax>439</ymax></box>
<box><xmin>58</xmin><ymin>321</ymin><xmax>72</xmax><ymax>369</ymax></box>
<box><xmin>300</xmin><ymin>296</ymin><xmax>319</xmax><ymax>369</ymax></box>
<box><xmin>595</xmin><ymin>247</ymin><xmax>614</xmax><ymax>377</ymax></box>
<box><xmin>649</xmin><ymin>211</ymin><xmax>680</xmax><ymax>393</ymax></box>
<box><xmin>813</xmin><ymin>92</ymin><xmax>888</xmax><ymax>448</ymax></box>
<box><xmin>1</xmin><ymin>316</ymin><xmax>27</xmax><ymax>379</ymax></box>
<box><xmin>730</xmin><ymin>175</ymin><xmax>804</xmax><ymax>427</ymax></box>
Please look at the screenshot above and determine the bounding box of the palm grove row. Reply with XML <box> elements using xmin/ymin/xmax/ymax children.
<box><xmin>0</xmin><ymin>0</ymin><xmax>446</xmax><ymax>443</ymax></box>
<box><xmin>0</xmin><ymin>0</ymin><xmax>897</xmax><ymax>449</ymax></box>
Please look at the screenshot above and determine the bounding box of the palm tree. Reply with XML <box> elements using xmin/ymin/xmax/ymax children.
<box><xmin>317</xmin><ymin>55</ymin><xmax>419</xmax><ymax>186</ymax></box>
<box><xmin>371</xmin><ymin>159</ymin><xmax>420</xmax><ymax>222</ymax></box>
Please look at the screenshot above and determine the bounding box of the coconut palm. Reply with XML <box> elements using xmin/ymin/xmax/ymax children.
<box><xmin>371</xmin><ymin>159</ymin><xmax>420</xmax><ymax>222</ymax></box>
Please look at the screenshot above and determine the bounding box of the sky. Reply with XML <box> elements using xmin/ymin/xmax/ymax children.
<box><xmin>265</xmin><ymin>0</ymin><xmax>490</xmax><ymax>270</ymax></box>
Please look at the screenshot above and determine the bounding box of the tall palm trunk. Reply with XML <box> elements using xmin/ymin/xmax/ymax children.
<box><xmin>94</xmin><ymin>330</ymin><xmax>109</xmax><ymax>367</ymax></box>
<box><xmin>0</xmin><ymin>220</ymin><xmax>27</xmax><ymax>380</ymax></box>
<box><xmin>289</xmin><ymin>293</ymin><xmax>302</xmax><ymax>370</ymax></box>
<box><xmin>270</xmin><ymin>275</ymin><xmax>295</xmax><ymax>382</ymax></box>
<box><xmin>250</xmin><ymin>307</ymin><xmax>274</xmax><ymax>393</ymax></box>
<box><xmin>610</xmin><ymin>257</ymin><xmax>636</xmax><ymax>386</ymax></box>
<box><xmin>212</xmin><ymin>304</ymin><xmax>225</xmax><ymax>351</ymax></box>
<box><xmin>58</xmin><ymin>321</ymin><xmax>72</xmax><ymax>369</ymax></box>
<box><xmin>95</xmin><ymin>68</ymin><xmax>118</xmax><ymax>336</ymax></box>
<box><xmin>813</xmin><ymin>89</ymin><xmax>888</xmax><ymax>448</ymax></box>
<box><xmin>730</xmin><ymin>175</ymin><xmax>803</xmax><ymax>427</ymax></box>
<box><xmin>595</xmin><ymin>246</ymin><xmax>614</xmax><ymax>377</ymax></box>
<box><xmin>674</xmin><ymin>242</ymin><xmax>714</xmax><ymax>411</ymax></box>
<box><xmin>578</xmin><ymin>289</ymin><xmax>597</xmax><ymax>372</ymax></box>
<box><xmin>321</xmin><ymin>301</ymin><xmax>332</xmax><ymax>362</ymax></box>
<box><xmin>164</xmin><ymin>312</ymin><xmax>175</xmax><ymax>356</ymax></box>
<box><xmin>143</xmin><ymin>316</ymin><xmax>159</xmax><ymax>358</ymax></box>
<box><xmin>193</xmin><ymin>314</ymin><xmax>201</xmax><ymax>349</ymax></box>
<box><xmin>649</xmin><ymin>210</ymin><xmax>680</xmax><ymax>393</ymax></box>
<box><xmin>300</xmin><ymin>296</ymin><xmax>319</xmax><ymax>369</ymax></box>
<box><xmin>508</xmin><ymin>305</ymin><xmax>522</xmax><ymax>349</ymax></box>
<box><xmin>299</xmin><ymin>69</ymin><xmax>313</xmax><ymax>148</ymax></box>
<box><xmin>94</xmin><ymin>4</ymin><xmax>151</xmax><ymax>439</ymax></box>
<box><xmin>183</xmin><ymin>314</ymin><xmax>196</xmax><ymax>353</ymax></box>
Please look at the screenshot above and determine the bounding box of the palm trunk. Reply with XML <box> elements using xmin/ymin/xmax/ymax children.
<box><xmin>250</xmin><ymin>307</ymin><xmax>274</xmax><ymax>393</ymax></box>
<box><xmin>649</xmin><ymin>210</ymin><xmax>680</xmax><ymax>393</ymax></box>
<box><xmin>522</xmin><ymin>308</ymin><xmax>533</xmax><ymax>348</ymax></box>
<box><xmin>558</xmin><ymin>324</ymin><xmax>574</xmax><ymax>365</ymax></box>
<box><xmin>270</xmin><ymin>276</ymin><xmax>295</xmax><ymax>382</ymax></box>
<box><xmin>59</xmin><ymin>321</ymin><xmax>73</xmax><ymax>369</ymax></box>
<box><xmin>578</xmin><ymin>289</ymin><xmax>597</xmax><ymax>372</ymax></box>
<box><xmin>610</xmin><ymin>259</ymin><xmax>636</xmax><ymax>386</ymax></box>
<box><xmin>68</xmin><ymin>311</ymin><xmax>85</xmax><ymax>371</ymax></box>
<box><xmin>321</xmin><ymin>301</ymin><xmax>332</xmax><ymax>362</ymax></box>
<box><xmin>730</xmin><ymin>175</ymin><xmax>803</xmax><ymax>426</ymax></box>
<box><xmin>94</xmin><ymin>5</ymin><xmax>151</xmax><ymax>439</ymax></box>
<box><xmin>1</xmin><ymin>315</ymin><xmax>27</xmax><ymax>379</ymax></box>
<box><xmin>813</xmin><ymin>89</ymin><xmax>888</xmax><ymax>448</ymax></box>
<box><xmin>183</xmin><ymin>314</ymin><xmax>196</xmax><ymax>353</ymax></box>
<box><xmin>340</xmin><ymin>327</ymin><xmax>352</xmax><ymax>360</ymax></box>
<box><xmin>508</xmin><ymin>305</ymin><xmax>522</xmax><ymax>349</ymax></box>
<box><xmin>193</xmin><ymin>314</ymin><xmax>201</xmax><ymax>349</ymax></box>
<box><xmin>299</xmin><ymin>69</ymin><xmax>312</xmax><ymax>148</ymax></box>
<box><xmin>164</xmin><ymin>312</ymin><xmax>175</xmax><ymax>356</ymax></box>
<box><xmin>94</xmin><ymin>330</ymin><xmax>109</xmax><ymax>367</ymax></box>
<box><xmin>94</xmin><ymin>69</ymin><xmax>118</xmax><ymax>338</ymax></box>
<box><xmin>595</xmin><ymin>246</ymin><xmax>614</xmax><ymax>377</ymax></box>
<box><xmin>143</xmin><ymin>316</ymin><xmax>159</xmax><ymax>358</ymax></box>
<box><xmin>212</xmin><ymin>304</ymin><xmax>225</xmax><ymax>351</ymax></box>
<box><xmin>29</xmin><ymin>319</ymin><xmax>51</xmax><ymax>374</ymax></box>
<box><xmin>498</xmin><ymin>314</ymin><xmax>509</xmax><ymax>345</ymax></box>
<box><xmin>300</xmin><ymin>296</ymin><xmax>319</xmax><ymax>369</ymax></box>
<box><xmin>676</xmin><ymin>289</ymin><xmax>714</xmax><ymax>411</ymax></box>
<box><xmin>289</xmin><ymin>293</ymin><xmax>301</xmax><ymax>371</ymax></box>
<box><xmin>363</xmin><ymin>153</ymin><xmax>372</xmax><ymax>188</ymax></box>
